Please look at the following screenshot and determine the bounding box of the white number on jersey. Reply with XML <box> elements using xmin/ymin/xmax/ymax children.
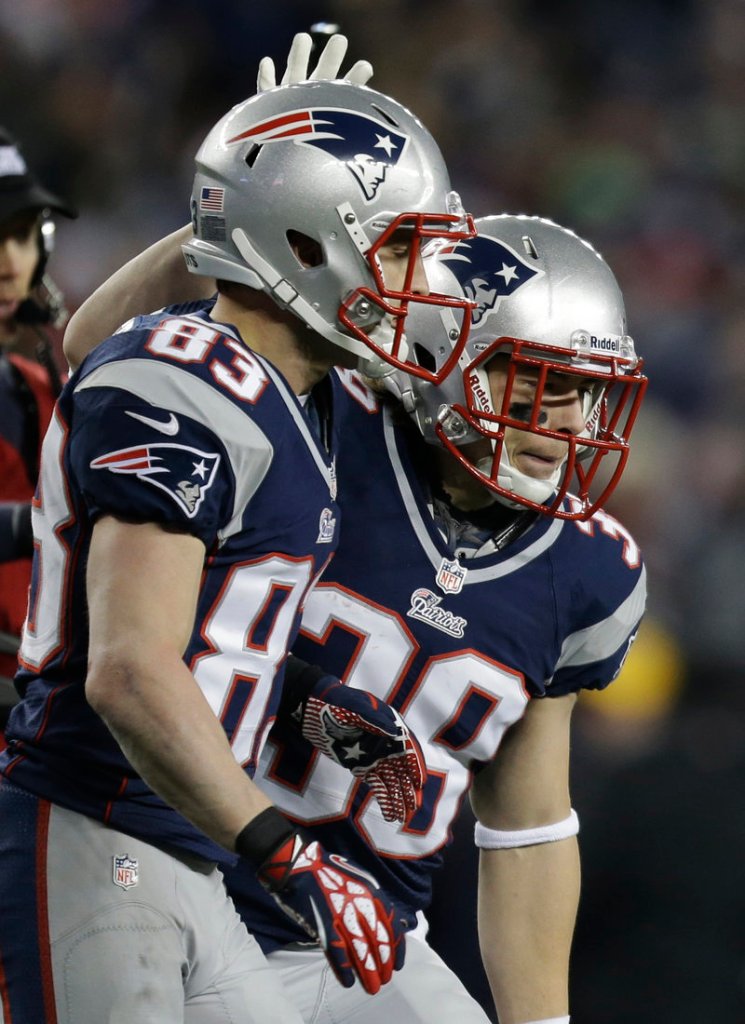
<box><xmin>147</xmin><ymin>317</ymin><xmax>269</xmax><ymax>403</ymax></box>
<box><xmin>258</xmin><ymin>583</ymin><xmax>530</xmax><ymax>858</ymax></box>
<box><xmin>192</xmin><ymin>555</ymin><xmax>315</xmax><ymax>769</ymax></box>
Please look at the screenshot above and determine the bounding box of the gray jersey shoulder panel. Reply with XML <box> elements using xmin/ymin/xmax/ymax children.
<box><xmin>75</xmin><ymin>358</ymin><xmax>273</xmax><ymax>539</ymax></box>
<box><xmin>555</xmin><ymin>564</ymin><xmax>647</xmax><ymax>670</ymax></box>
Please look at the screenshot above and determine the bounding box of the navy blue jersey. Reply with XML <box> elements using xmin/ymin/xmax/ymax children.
<box><xmin>226</xmin><ymin>369</ymin><xmax>646</xmax><ymax>947</ymax></box>
<box><xmin>0</xmin><ymin>302</ymin><xmax>340</xmax><ymax>862</ymax></box>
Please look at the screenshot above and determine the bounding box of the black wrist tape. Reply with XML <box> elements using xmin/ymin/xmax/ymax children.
<box><xmin>235</xmin><ymin>807</ymin><xmax>296</xmax><ymax>868</ymax></box>
<box><xmin>280</xmin><ymin>655</ymin><xmax>336</xmax><ymax>721</ymax></box>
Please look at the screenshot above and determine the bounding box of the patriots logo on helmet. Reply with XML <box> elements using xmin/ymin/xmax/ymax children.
<box><xmin>90</xmin><ymin>443</ymin><xmax>220</xmax><ymax>518</ymax></box>
<box><xmin>436</xmin><ymin>236</ymin><xmax>544</xmax><ymax>326</ymax></box>
<box><xmin>228</xmin><ymin>108</ymin><xmax>409</xmax><ymax>202</ymax></box>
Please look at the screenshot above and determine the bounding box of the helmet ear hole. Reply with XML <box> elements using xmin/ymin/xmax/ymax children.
<box><xmin>244</xmin><ymin>144</ymin><xmax>262</xmax><ymax>168</ymax></box>
<box><xmin>413</xmin><ymin>342</ymin><xmax>437</xmax><ymax>374</ymax></box>
<box><xmin>287</xmin><ymin>230</ymin><xmax>323</xmax><ymax>269</ymax></box>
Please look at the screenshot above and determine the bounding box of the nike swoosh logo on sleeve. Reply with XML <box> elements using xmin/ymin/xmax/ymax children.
<box><xmin>125</xmin><ymin>410</ymin><xmax>180</xmax><ymax>435</ymax></box>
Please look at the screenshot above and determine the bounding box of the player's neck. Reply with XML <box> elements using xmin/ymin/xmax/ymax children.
<box><xmin>212</xmin><ymin>293</ymin><xmax>337</xmax><ymax>394</ymax></box>
<box><xmin>435</xmin><ymin>447</ymin><xmax>496</xmax><ymax>512</ymax></box>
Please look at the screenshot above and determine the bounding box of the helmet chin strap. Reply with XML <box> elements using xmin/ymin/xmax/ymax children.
<box><xmin>476</xmin><ymin>448</ymin><xmax>562</xmax><ymax>508</ymax></box>
<box><xmin>360</xmin><ymin>314</ymin><xmax>412</xmax><ymax>375</ymax></box>
<box><xmin>469</xmin><ymin>362</ymin><xmax>563</xmax><ymax>509</ymax></box>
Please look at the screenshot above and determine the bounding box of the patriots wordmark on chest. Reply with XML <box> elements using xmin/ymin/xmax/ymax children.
<box><xmin>407</xmin><ymin>588</ymin><xmax>468</xmax><ymax>639</ymax></box>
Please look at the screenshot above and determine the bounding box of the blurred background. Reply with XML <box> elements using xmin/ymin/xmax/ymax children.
<box><xmin>2</xmin><ymin>0</ymin><xmax>743</xmax><ymax>1019</ymax></box>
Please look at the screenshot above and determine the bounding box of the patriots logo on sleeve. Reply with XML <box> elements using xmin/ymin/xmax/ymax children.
<box><xmin>435</xmin><ymin>236</ymin><xmax>544</xmax><ymax>326</ymax></box>
<box><xmin>90</xmin><ymin>443</ymin><xmax>221</xmax><ymax>518</ymax></box>
<box><xmin>227</xmin><ymin>108</ymin><xmax>408</xmax><ymax>201</ymax></box>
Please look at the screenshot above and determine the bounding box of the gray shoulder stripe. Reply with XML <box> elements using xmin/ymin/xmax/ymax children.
<box><xmin>466</xmin><ymin>517</ymin><xmax>563</xmax><ymax>581</ymax></box>
<box><xmin>555</xmin><ymin>565</ymin><xmax>647</xmax><ymax>669</ymax></box>
<box><xmin>75</xmin><ymin>359</ymin><xmax>272</xmax><ymax>538</ymax></box>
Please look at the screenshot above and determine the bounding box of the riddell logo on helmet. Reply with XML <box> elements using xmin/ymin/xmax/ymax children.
<box><xmin>589</xmin><ymin>335</ymin><xmax>621</xmax><ymax>352</ymax></box>
<box><xmin>468</xmin><ymin>371</ymin><xmax>493</xmax><ymax>414</ymax></box>
<box><xmin>585</xmin><ymin>401</ymin><xmax>602</xmax><ymax>434</ymax></box>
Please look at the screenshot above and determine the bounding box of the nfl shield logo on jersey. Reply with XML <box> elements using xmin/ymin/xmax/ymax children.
<box><xmin>112</xmin><ymin>854</ymin><xmax>139</xmax><ymax>890</ymax></box>
<box><xmin>317</xmin><ymin>507</ymin><xmax>337</xmax><ymax>544</ymax></box>
<box><xmin>436</xmin><ymin>557</ymin><xmax>467</xmax><ymax>595</ymax></box>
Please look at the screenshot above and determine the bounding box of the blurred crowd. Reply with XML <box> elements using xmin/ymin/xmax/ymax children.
<box><xmin>1</xmin><ymin>0</ymin><xmax>743</xmax><ymax>1019</ymax></box>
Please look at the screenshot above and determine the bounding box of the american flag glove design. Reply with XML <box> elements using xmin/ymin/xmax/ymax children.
<box><xmin>257</xmin><ymin>833</ymin><xmax>406</xmax><ymax>993</ymax></box>
<box><xmin>300</xmin><ymin>682</ymin><xmax>426</xmax><ymax>823</ymax></box>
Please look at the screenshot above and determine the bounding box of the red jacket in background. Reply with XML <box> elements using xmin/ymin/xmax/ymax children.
<box><xmin>0</xmin><ymin>353</ymin><xmax>57</xmax><ymax>681</ymax></box>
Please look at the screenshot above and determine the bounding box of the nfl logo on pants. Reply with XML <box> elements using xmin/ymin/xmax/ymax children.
<box><xmin>113</xmin><ymin>854</ymin><xmax>139</xmax><ymax>890</ymax></box>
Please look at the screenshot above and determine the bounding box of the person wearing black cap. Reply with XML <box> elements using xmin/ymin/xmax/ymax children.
<box><xmin>0</xmin><ymin>127</ymin><xmax>76</xmax><ymax>700</ymax></box>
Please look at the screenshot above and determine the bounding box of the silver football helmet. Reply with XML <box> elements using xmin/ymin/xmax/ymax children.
<box><xmin>384</xmin><ymin>215</ymin><xmax>648</xmax><ymax>520</ymax></box>
<box><xmin>182</xmin><ymin>80</ymin><xmax>476</xmax><ymax>381</ymax></box>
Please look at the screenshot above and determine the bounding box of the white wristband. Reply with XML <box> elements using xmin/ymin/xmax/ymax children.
<box><xmin>474</xmin><ymin>809</ymin><xmax>579</xmax><ymax>849</ymax></box>
<box><xmin>519</xmin><ymin>1017</ymin><xmax>570</xmax><ymax>1024</ymax></box>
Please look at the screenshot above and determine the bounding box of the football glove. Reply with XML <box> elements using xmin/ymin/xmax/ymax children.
<box><xmin>281</xmin><ymin>655</ymin><xmax>426</xmax><ymax>823</ymax></box>
<box><xmin>237</xmin><ymin>809</ymin><xmax>406</xmax><ymax>994</ymax></box>
<box><xmin>301</xmin><ymin>679</ymin><xmax>425</xmax><ymax>824</ymax></box>
<box><xmin>257</xmin><ymin>31</ymin><xmax>374</xmax><ymax>92</ymax></box>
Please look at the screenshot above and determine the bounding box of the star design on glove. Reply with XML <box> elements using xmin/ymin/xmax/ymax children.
<box><xmin>340</xmin><ymin>740</ymin><xmax>365</xmax><ymax>763</ymax></box>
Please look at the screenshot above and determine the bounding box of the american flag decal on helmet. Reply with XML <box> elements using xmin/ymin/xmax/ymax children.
<box><xmin>436</xmin><ymin>236</ymin><xmax>544</xmax><ymax>326</ymax></box>
<box><xmin>227</xmin><ymin>107</ymin><xmax>409</xmax><ymax>201</ymax></box>
<box><xmin>90</xmin><ymin>443</ymin><xmax>220</xmax><ymax>518</ymax></box>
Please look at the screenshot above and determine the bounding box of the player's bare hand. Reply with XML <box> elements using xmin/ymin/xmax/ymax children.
<box><xmin>257</xmin><ymin>32</ymin><xmax>373</xmax><ymax>92</ymax></box>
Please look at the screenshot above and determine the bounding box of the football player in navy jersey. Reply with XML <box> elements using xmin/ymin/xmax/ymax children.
<box><xmin>0</xmin><ymin>38</ymin><xmax>482</xmax><ymax>1024</ymax></box>
<box><xmin>234</xmin><ymin>215</ymin><xmax>648</xmax><ymax>1024</ymax></box>
<box><xmin>61</xmin><ymin>37</ymin><xmax>648</xmax><ymax>1024</ymax></box>
<box><xmin>64</xmin><ymin>209</ymin><xmax>648</xmax><ymax>1024</ymax></box>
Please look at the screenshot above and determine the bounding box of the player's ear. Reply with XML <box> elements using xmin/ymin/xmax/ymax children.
<box><xmin>287</xmin><ymin>230</ymin><xmax>323</xmax><ymax>268</ymax></box>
